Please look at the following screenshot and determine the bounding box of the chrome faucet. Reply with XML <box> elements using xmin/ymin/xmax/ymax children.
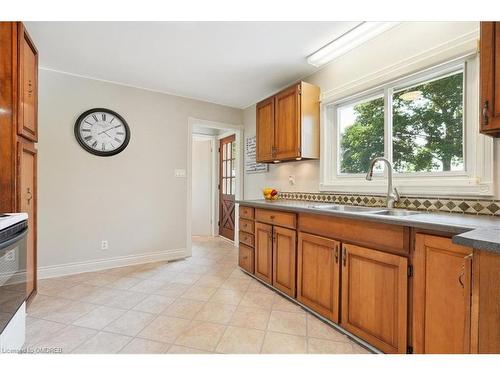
<box><xmin>366</xmin><ymin>157</ymin><xmax>400</xmax><ymax>208</ymax></box>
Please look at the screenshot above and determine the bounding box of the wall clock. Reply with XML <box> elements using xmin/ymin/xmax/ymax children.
<box><xmin>74</xmin><ymin>108</ymin><xmax>131</xmax><ymax>156</ymax></box>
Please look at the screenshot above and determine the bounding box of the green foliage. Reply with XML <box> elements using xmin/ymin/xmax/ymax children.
<box><xmin>340</xmin><ymin>73</ymin><xmax>464</xmax><ymax>174</ymax></box>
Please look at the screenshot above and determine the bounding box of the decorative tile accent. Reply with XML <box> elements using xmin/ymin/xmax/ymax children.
<box><xmin>278</xmin><ymin>192</ymin><xmax>500</xmax><ymax>216</ymax></box>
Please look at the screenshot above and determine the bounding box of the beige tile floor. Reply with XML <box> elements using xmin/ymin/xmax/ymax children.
<box><xmin>24</xmin><ymin>236</ymin><xmax>372</xmax><ymax>354</ymax></box>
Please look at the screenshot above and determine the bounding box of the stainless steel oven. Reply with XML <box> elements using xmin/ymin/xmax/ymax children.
<box><xmin>0</xmin><ymin>217</ymin><xmax>28</xmax><ymax>335</ymax></box>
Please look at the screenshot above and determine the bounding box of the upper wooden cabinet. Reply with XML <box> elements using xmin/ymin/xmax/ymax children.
<box><xmin>413</xmin><ymin>234</ymin><xmax>473</xmax><ymax>354</ymax></box>
<box><xmin>17</xmin><ymin>23</ymin><xmax>38</xmax><ymax>142</ymax></box>
<box><xmin>480</xmin><ymin>22</ymin><xmax>500</xmax><ymax>137</ymax></box>
<box><xmin>256</xmin><ymin>81</ymin><xmax>320</xmax><ymax>163</ymax></box>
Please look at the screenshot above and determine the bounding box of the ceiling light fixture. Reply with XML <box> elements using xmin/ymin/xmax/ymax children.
<box><xmin>307</xmin><ymin>22</ymin><xmax>400</xmax><ymax>67</ymax></box>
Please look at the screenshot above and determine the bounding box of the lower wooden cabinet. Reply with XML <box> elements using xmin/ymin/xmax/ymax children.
<box><xmin>297</xmin><ymin>232</ymin><xmax>340</xmax><ymax>323</ymax></box>
<box><xmin>413</xmin><ymin>234</ymin><xmax>473</xmax><ymax>354</ymax></box>
<box><xmin>340</xmin><ymin>243</ymin><xmax>408</xmax><ymax>354</ymax></box>
<box><xmin>254</xmin><ymin>222</ymin><xmax>273</xmax><ymax>284</ymax></box>
<box><xmin>17</xmin><ymin>139</ymin><xmax>37</xmax><ymax>298</ymax></box>
<box><xmin>238</xmin><ymin>243</ymin><xmax>254</xmax><ymax>274</ymax></box>
<box><xmin>272</xmin><ymin>226</ymin><xmax>296</xmax><ymax>297</ymax></box>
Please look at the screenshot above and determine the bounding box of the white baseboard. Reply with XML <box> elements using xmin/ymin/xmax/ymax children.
<box><xmin>37</xmin><ymin>248</ymin><xmax>187</xmax><ymax>280</ymax></box>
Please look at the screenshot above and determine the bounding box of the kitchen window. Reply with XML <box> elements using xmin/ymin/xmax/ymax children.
<box><xmin>321</xmin><ymin>55</ymin><xmax>494</xmax><ymax>196</ymax></box>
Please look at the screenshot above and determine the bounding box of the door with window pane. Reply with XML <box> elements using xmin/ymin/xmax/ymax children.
<box><xmin>219</xmin><ymin>134</ymin><xmax>236</xmax><ymax>240</ymax></box>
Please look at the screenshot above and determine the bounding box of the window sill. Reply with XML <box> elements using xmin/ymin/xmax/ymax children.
<box><xmin>320</xmin><ymin>176</ymin><xmax>494</xmax><ymax>197</ymax></box>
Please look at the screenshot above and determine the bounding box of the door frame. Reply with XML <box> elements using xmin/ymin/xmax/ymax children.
<box><xmin>187</xmin><ymin>117</ymin><xmax>244</xmax><ymax>256</ymax></box>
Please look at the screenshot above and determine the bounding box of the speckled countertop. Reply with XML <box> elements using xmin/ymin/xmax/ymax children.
<box><xmin>236</xmin><ymin>199</ymin><xmax>500</xmax><ymax>254</ymax></box>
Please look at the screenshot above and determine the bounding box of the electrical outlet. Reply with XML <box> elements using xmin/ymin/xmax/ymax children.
<box><xmin>101</xmin><ymin>240</ymin><xmax>108</xmax><ymax>250</ymax></box>
<box><xmin>174</xmin><ymin>169</ymin><xmax>186</xmax><ymax>178</ymax></box>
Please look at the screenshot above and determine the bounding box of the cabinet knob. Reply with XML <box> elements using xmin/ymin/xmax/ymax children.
<box><xmin>270</xmin><ymin>215</ymin><xmax>275</xmax><ymax>220</ymax></box>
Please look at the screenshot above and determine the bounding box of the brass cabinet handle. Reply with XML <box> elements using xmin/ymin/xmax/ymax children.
<box><xmin>458</xmin><ymin>269</ymin><xmax>465</xmax><ymax>288</ymax></box>
<box><xmin>270</xmin><ymin>215</ymin><xmax>275</xmax><ymax>220</ymax></box>
<box><xmin>342</xmin><ymin>247</ymin><xmax>347</xmax><ymax>267</ymax></box>
<box><xmin>27</xmin><ymin>187</ymin><xmax>33</xmax><ymax>204</ymax></box>
<box><xmin>482</xmin><ymin>100</ymin><xmax>489</xmax><ymax>125</ymax></box>
<box><xmin>334</xmin><ymin>245</ymin><xmax>339</xmax><ymax>264</ymax></box>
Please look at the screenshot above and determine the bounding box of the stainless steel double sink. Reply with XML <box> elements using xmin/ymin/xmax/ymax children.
<box><xmin>307</xmin><ymin>204</ymin><xmax>419</xmax><ymax>217</ymax></box>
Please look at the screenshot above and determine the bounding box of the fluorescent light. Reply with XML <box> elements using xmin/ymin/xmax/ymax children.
<box><xmin>307</xmin><ymin>22</ymin><xmax>400</xmax><ymax>67</ymax></box>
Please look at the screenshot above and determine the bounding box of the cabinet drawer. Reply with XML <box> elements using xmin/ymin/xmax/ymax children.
<box><xmin>239</xmin><ymin>231</ymin><xmax>254</xmax><ymax>247</ymax></box>
<box><xmin>239</xmin><ymin>206</ymin><xmax>255</xmax><ymax>220</ymax></box>
<box><xmin>255</xmin><ymin>209</ymin><xmax>296</xmax><ymax>229</ymax></box>
<box><xmin>239</xmin><ymin>244</ymin><xmax>254</xmax><ymax>274</ymax></box>
<box><xmin>240</xmin><ymin>218</ymin><xmax>255</xmax><ymax>234</ymax></box>
<box><xmin>299</xmin><ymin>213</ymin><xmax>409</xmax><ymax>255</ymax></box>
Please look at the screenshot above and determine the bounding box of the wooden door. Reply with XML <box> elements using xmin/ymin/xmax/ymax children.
<box><xmin>218</xmin><ymin>134</ymin><xmax>236</xmax><ymax>240</ymax></box>
<box><xmin>341</xmin><ymin>243</ymin><xmax>408</xmax><ymax>354</ymax></box>
<box><xmin>255</xmin><ymin>222</ymin><xmax>273</xmax><ymax>284</ymax></box>
<box><xmin>480</xmin><ymin>22</ymin><xmax>500</xmax><ymax>136</ymax></box>
<box><xmin>297</xmin><ymin>232</ymin><xmax>341</xmax><ymax>323</ymax></box>
<box><xmin>272</xmin><ymin>226</ymin><xmax>296</xmax><ymax>297</ymax></box>
<box><xmin>256</xmin><ymin>97</ymin><xmax>275</xmax><ymax>162</ymax></box>
<box><xmin>274</xmin><ymin>84</ymin><xmax>300</xmax><ymax>160</ymax></box>
<box><xmin>413</xmin><ymin>234</ymin><xmax>473</xmax><ymax>354</ymax></box>
<box><xmin>17</xmin><ymin>23</ymin><xmax>38</xmax><ymax>142</ymax></box>
<box><xmin>17</xmin><ymin>139</ymin><xmax>37</xmax><ymax>298</ymax></box>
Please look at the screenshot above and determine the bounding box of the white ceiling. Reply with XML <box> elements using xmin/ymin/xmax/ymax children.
<box><xmin>25</xmin><ymin>22</ymin><xmax>359</xmax><ymax>108</ymax></box>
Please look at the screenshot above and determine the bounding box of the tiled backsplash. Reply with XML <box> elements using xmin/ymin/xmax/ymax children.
<box><xmin>278</xmin><ymin>191</ymin><xmax>500</xmax><ymax>216</ymax></box>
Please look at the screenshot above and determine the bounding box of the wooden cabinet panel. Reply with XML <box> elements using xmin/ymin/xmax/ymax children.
<box><xmin>17</xmin><ymin>139</ymin><xmax>37</xmax><ymax>298</ymax></box>
<box><xmin>272</xmin><ymin>226</ymin><xmax>296</xmax><ymax>297</ymax></box>
<box><xmin>239</xmin><ymin>205</ymin><xmax>254</xmax><ymax>220</ymax></box>
<box><xmin>299</xmin><ymin>213</ymin><xmax>409</xmax><ymax>255</ymax></box>
<box><xmin>255</xmin><ymin>209</ymin><xmax>296</xmax><ymax>229</ymax></box>
<box><xmin>274</xmin><ymin>84</ymin><xmax>300</xmax><ymax>160</ymax></box>
<box><xmin>297</xmin><ymin>232</ymin><xmax>340</xmax><ymax>323</ymax></box>
<box><xmin>17</xmin><ymin>23</ymin><xmax>38</xmax><ymax>142</ymax></box>
<box><xmin>256</xmin><ymin>97</ymin><xmax>275</xmax><ymax>162</ymax></box>
<box><xmin>413</xmin><ymin>234</ymin><xmax>473</xmax><ymax>354</ymax></box>
<box><xmin>239</xmin><ymin>218</ymin><xmax>254</xmax><ymax>234</ymax></box>
<box><xmin>255</xmin><ymin>222</ymin><xmax>273</xmax><ymax>284</ymax></box>
<box><xmin>480</xmin><ymin>22</ymin><xmax>500</xmax><ymax>136</ymax></box>
<box><xmin>239</xmin><ymin>244</ymin><xmax>254</xmax><ymax>274</ymax></box>
<box><xmin>341</xmin><ymin>243</ymin><xmax>408</xmax><ymax>354</ymax></box>
<box><xmin>239</xmin><ymin>231</ymin><xmax>254</xmax><ymax>248</ymax></box>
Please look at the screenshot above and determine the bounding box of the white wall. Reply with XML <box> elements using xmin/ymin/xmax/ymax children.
<box><xmin>243</xmin><ymin>22</ymin><xmax>500</xmax><ymax>199</ymax></box>
<box><xmin>191</xmin><ymin>137</ymin><xmax>213</xmax><ymax>235</ymax></box>
<box><xmin>38</xmin><ymin>69</ymin><xmax>242</xmax><ymax>272</ymax></box>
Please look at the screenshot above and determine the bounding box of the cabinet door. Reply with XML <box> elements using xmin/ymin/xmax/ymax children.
<box><xmin>341</xmin><ymin>243</ymin><xmax>408</xmax><ymax>353</ymax></box>
<box><xmin>274</xmin><ymin>84</ymin><xmax>300</xmax><ymax>160</ymax></box>
<box><xmin>255</xmin><ymin>222</ymin><xmax>273</xmax><ymax>284</ymax></box>
<box><xmin>17</xmin><ymin>23</ymin><xmax>38</xmax><ymax>142</ymax></box>
<box><xmin>480</xmin><ymin>22</ymin><xmax>500</xmax><ymax>136</ymax></box>
<box><xmin>17</xmin><ymin>140</ymin><xmax>37</xmax><ymax>297</ymax></box>
<box><xmin>413</xmin><ymin>234</ymin><xmax>473</xmax><ymax>354</ymax></box>
<box><xmin>239</xmin><ymin>243</ymin><xmax>255</xmax><ymax>274</ymax></box>
<box><xmin>256</xmin><ymin>97</ymin><xmax>275</xmax><ymax>162</ymax></box>
<box><xmin>272</xmin><ymin>226</ymin><xmax>296</xmax><ymax>297</ymax></box>
<box><xmin>297</xmin><ymin>232</ymin><xmax>340</xmax><ymax>323</ymax></box>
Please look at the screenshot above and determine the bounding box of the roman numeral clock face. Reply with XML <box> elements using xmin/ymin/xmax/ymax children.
<box><xmin>74</xmin><ymin>108</ymin><xmax>130</xmax><ymax>156</ymax></box>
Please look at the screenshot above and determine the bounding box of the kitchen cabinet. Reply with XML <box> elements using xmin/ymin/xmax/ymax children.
<box><xmin>238</xmin><ymin>206</ymin><xmax>255</xmax><ymax>274</ymax></box>
<box><xmin>17</xmin><ymin>23</ymin><xmax>38</xmax><ymax>142</ymax></box>
<box><xmin>256</xmin><ymin>81</ymin><xmax>320</xmax><ymax>163</ymax></box>
<box><xmin>254</xmin><ymin>222</ymin><xmax>273</xmax><ymax>284</ymax></box>
<box><xmin>0</xmin><ymin>22</ymin><xmax>38</xmax><ymax>301</ymax></box>
<box><xmin>297</xmin><ymin>232</ymin><xmax>341</xmax><ymax>323</ymax></box>
<box><xmin>480</xmin><ymin>22</ymin><xmax>500</xmax><ymax>137</ymax></box>
<box><xmin>272</xmin><ymin>226</ymin><xmax>296</xmax><ymax>297</ymax></box>
<box><xmin>239</xmin><ymin>243</ymin><xmax>254</xmax><ymax>274</ymax></box>
<box><xmin>413</xmin><ymin>234</ymin><xmax>473</xmax><ymax>354</ymax></box>
<box><xmin>340</xmin><ymin>243</ymin><xmax>408</xmax><ymax>354</ymax></box>
<box><xmin>18</xmin><ymin>139</ymin><xmax>37</xmax><ymax>297</ymax></box>
<box><xmin>256</xmin><ymin>97</ymin><xmax>275</xmax><ymax>162</ymax></box>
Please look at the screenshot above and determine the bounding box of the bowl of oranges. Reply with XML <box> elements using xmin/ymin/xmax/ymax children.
<box><xmin>263</xmin><ymin>188</ymin><xmax>278</xmax><ymax>200</ymax></box>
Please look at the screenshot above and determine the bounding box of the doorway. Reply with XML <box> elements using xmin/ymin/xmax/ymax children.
<box><xmin>187</xmin><ymin>118</ymin><xmax>243</xmax><ymax>255</ymax></box>
<box><xmin>218</xmin><ymin>134</ymin><xmax>236</xmax><ymax>241</ymax></box>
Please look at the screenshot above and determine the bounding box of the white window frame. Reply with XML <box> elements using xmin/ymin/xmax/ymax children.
<box><xmin>320</xmin><ymin>54</ymin><xmax>495</xmax><ymax>197</ymax></box>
